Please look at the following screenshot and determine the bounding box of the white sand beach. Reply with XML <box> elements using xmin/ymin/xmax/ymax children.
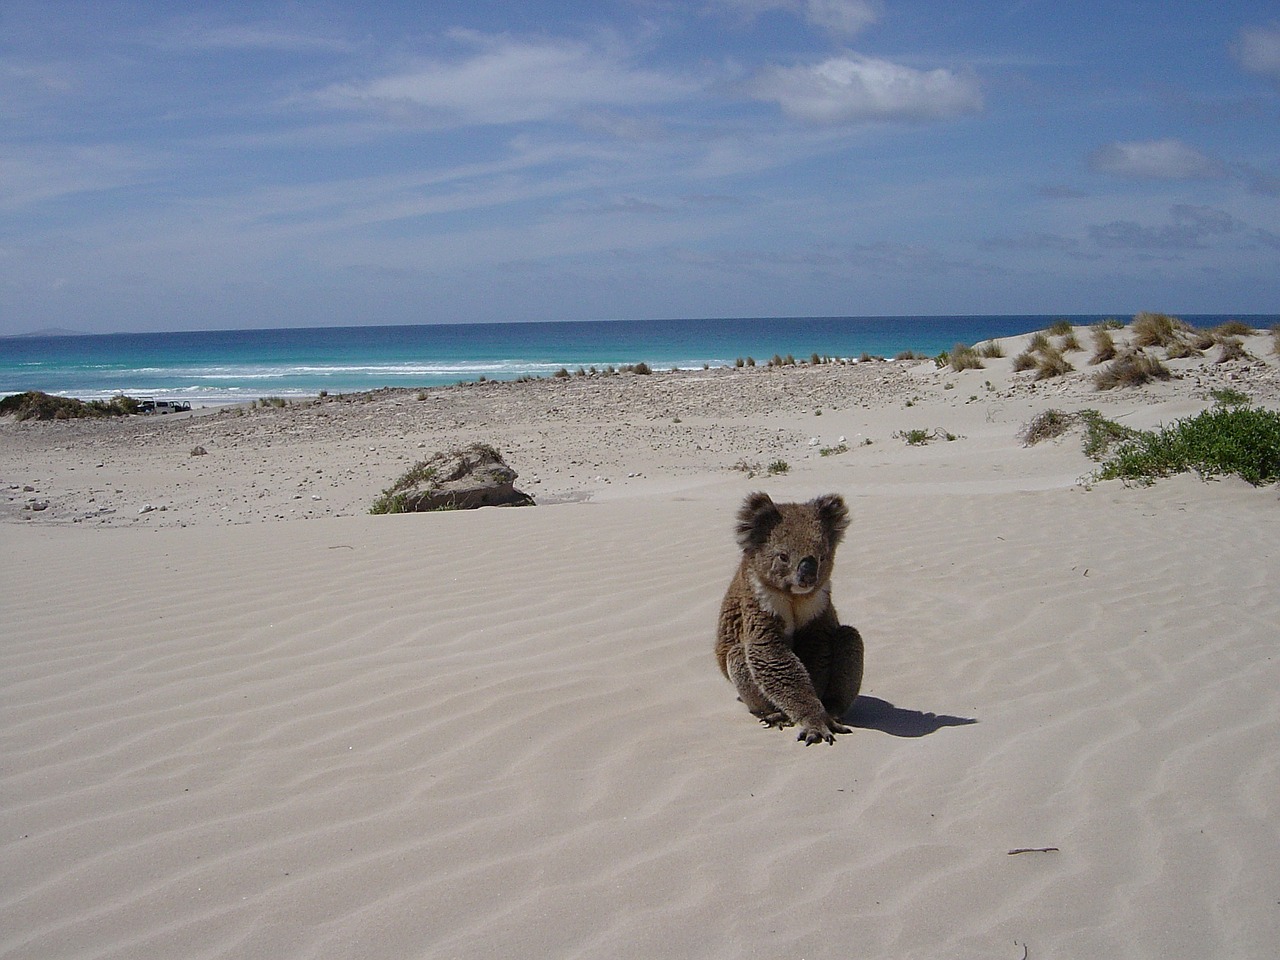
<box><xmin>3</xmin><ymin>323</ymin><xmax>1279</xmax><ymax>959</ymax></box>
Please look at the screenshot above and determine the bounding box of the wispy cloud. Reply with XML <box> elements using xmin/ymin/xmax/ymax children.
<box><xmin>319</xmin><ymin>31</ymin><xmax>700</xmax><ymax>127</ymax></box>
<box><xmin>1088</xmin><ymin>204</ymin><xmax>1243</xmax><ymax>251</ymax></box>
<box><xmin>1089</xmin><ymin>139</ymin><xmax>1223</xmax><ymax>180</ymax></box>
<box><xmin>711</xmin><ymin>0</ymin><xmax>881</xmax><ymax>36</ymax></box>
<box><xmin>749</xmin><ymin>54</ymin><xmax>982</xmax><ymax>123</ymax></box>
<box><xmin>1233</xmin><ymin>24</ymin><xmax>1280</xmax><ymax>79</ymax></box>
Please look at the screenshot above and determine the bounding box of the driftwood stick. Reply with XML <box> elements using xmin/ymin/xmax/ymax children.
<box><xmin>1007</xmin><ymin>846</ymin><xmax>1059</xmax><ymax>855</ymax></box>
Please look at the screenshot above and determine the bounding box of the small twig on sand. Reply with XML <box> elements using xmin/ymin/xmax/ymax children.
<box><xmin>1007</xmin><ymin>847</ymin><xmax>1059</xmax><ymax>855</ymax></box>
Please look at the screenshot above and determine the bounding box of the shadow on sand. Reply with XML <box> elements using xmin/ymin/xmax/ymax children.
<box><xmin>842</xmin><ymin>696</ymin><xmax>977</xmax><ymax>738</ymax></box>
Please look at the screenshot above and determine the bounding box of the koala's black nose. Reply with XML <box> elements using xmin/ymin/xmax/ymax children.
<box><xmin>797</xmin><ymin>556</ymin><xmax>818</xmax><ymax>583</ymax></box>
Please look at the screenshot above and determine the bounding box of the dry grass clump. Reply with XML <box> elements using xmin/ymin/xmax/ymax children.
<box><xmin>1011</xmin><ymin>329</ymin><xmax>1075</xmax><ymax>379</ymax></box>
<box><xmin>1090</xmin><ymin>325</ymin><xmax>1117</xmax><ymax>365</ymax></box>
<box><xmin>949</xmin><ymin>343</ymin><xmax>985</xmax><ymax>371</ymax></box>
<box><xmin>1093</xmin><ymin>350</ymin><xmax>1172</xmax><ymax>389</ymax></box>
<box><xmin>977</xmin><ymin>340</ymin><xmax>1005</xmax><ymax>358</ymax></box>
<box><xmin>1046</xmin><ymin>319</ymin><xmax>1075</xmax><ymax>337</ymax></box>
<box><xmin>1033</xmin><ymin>345</ymin><xmax>1074</xmax><ymax>380</ymax></box>
<box><xmin>1165</xmin><ymin>340</ymin><xmax>1204</xmax><ymax>359</ymax></box>
<box><xmin>1012</xmin><ymin>351</ymin><xmax>1037</xmax><ymax>372</ymax></box>
<box><xmin>1132</xmin><ymin>312</ymin><xmax>1189</xmax><ymax>348</ymax></box>
<box><xmin>1216</xmin><ymin>338</ymin><xmax>1249</xmax><ymax>363</ymax></box>
<box><xmin>1272</xmin><ymin>324</ymin><xmax>1280</xmax><ymax>357</ymax></box>
<box><xmin>1215</xmin><ymin>320</ymin><xmax>1255</xmax><ymax>338</ymax></box>
<box><xmin>1019</xmin><ymin>408</ymin><xmax>1075</xmax><ymax>445</ymax></box>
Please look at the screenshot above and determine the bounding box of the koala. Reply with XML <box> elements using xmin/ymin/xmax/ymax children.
<box><xmin>715</xmin><ymin>491</ymin><xmax>864</xmax><ymax>745</ymax></box>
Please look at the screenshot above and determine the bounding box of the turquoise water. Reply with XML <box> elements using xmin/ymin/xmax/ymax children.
<box><xmin>2</xmin><ymin>315</ymin><xmax>1272</xmax><ymax>405</ymax></box>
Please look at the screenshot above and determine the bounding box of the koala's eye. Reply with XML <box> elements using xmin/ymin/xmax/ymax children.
<box><xmin>776</xmin><ymin>552</ymin><xmax>790</xmax><ymax>564</ymax></box>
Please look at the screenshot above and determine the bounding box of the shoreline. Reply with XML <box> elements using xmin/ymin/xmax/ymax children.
<box><xmin>4</xmin><ymin>321</ymin><xmax>1278</xmax><ymax>527</ymax></box>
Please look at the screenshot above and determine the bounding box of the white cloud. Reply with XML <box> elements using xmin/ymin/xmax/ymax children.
<box><xmin>804</xmin><ymin>0</ymin><xmax>881</xmax><ymax>36</ymax></box>
<box><xmin>1089</xmin><ymin>139</ymin><xmax>1223</xmax><ymax>180</ymax></box>
<box><xmin>712</xmin><ymin>0</ymin><xmax>880</xmax><ymax>36</ymax></box>
<box><xmin>750</xmin><ymin>54</ymin><xmax>982</xmax><ymax>123</ymax></box>
<box><xmin>1234</xmin><ymin>24</ymin><xmax>1280</xmax><ymax>78</ymax></box>
<box><xmin>322</xmin><ymin>32</ymin><xmax>697</xmax><ymax>126</ymax></box>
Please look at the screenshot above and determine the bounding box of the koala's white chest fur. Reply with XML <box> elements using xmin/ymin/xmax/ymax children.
<box><xmin>749</xmin><ymin>571</ymin><xmax>830</xmax><ymax>638</ymax></box>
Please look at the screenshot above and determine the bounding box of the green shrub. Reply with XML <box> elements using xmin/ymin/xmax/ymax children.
<box><xmin>896</xmin><ymin>428</ymin><xmax>956</xmax><ymax>445</ymax></box>
<box><xmin>1019</xmin><ymin>409</ymin><xmax>1139</xmax><ymax>459</ymax></box>
<box><xmin>1092</xmin><ymin>407</ymin><xmax>1280</xmax><ymax>486</ymax></box>
<box><xmin>1076</xmin><ymin>410</ymin><xmax>1141</xmax><ymax>459</ymax></box>
<box><xmin>1210</xmin><ymin>387</ymin><xmax>1250</xmax><ymax>407</ymax></box>
<box><xmin>766</xmin><ymin>459</ymin><xmax>790</xmax><ymax>475</ymax></box>
<box><xmin>0</xmin><ymin>390</ymin><xmax>139</xmax><ymax>420</ymax></box>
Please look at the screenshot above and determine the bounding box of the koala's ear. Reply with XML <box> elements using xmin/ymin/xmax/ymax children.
<box><xmin>735</xmin><ymin>491</ymin><xmax>782</xmax><ymax>551</ymax></box>
<box><xmin>810</xmin><ymin>493</ymin><xmax>850</xmax><ymax>545</ymax></box>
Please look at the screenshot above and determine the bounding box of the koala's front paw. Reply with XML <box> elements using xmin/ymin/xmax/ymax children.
<box><xmin>826</xmin><ymin>714</ymin><xmax>852</xmax><ymax>735</ymax></box>
<box><xmin>797</xmin><ymin>724</ymin><xmax>836</xmax><ymax>745</ymax></box>
<box><xmin>797</xmin><ymin>715</ymin><xmax>851</xmax><ymax>745</ymax></box>
<box><xmin>753</xmin><ymin>709</ymin><xmax>793</xmax><ymax>728</ymax></box>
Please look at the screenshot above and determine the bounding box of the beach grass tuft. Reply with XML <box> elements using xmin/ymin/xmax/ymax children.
<box><xmin>1216</xmin><ymin>338</ymin><xmax>1249</xmax><ymax>364</ymax></box>
<box><xmin>1093</xmin><ymin>351</ymin><xmax>1171</xmax><ymax>389</ymax></box>
<box><xmin>1033</xmin><ymin>345</ymin><xmax>1074</xmax><ymax>380</ymax></box>
<box><xmin>948</xmin><ymin>343</ymin><xmax>984</xmax><ymax>371</ymax></box>
<box><xmin>1132</xmin><ymin>312</ymin><xmax>1188</xmax><ymax>349</ymax></box>
<box><xmin>1090</xmin><ymin>325</ymin><xmax>1117</xmax><ymax>365</ymax></box>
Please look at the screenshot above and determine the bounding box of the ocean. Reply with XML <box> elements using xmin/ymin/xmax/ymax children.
<box><xmin>2</xmin><ymin>315</ymin><xmax>1273</xmax><ymax>406</ymax></box>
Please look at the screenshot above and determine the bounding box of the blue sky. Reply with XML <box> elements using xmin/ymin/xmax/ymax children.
<box><xmin>2</xmin><ymin>1</ymin><xmax>1278</xmax><ymax>334</ymax></box>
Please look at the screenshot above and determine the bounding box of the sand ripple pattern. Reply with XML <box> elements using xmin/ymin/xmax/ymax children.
<box><xmin>4</xmin><ymin>485</ymin><xmax>1278</xmax><ymax>959</ymax></box>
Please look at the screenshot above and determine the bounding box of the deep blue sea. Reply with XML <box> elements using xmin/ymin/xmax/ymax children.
<box><xmin>2</xmin><ymin>315</ymin><xmax>1273</xmax><ymax>406</ymax></box>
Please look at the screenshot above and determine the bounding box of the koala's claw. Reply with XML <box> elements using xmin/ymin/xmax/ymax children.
<box><xmin>798</xmin><ymin>726</ymin><xmax>836</xmax><ymax>745</ymax></box>
<box><xmin>754</xmin><ymin>710</ymin><xmax>793</xmax><ymax>728</ymax></box>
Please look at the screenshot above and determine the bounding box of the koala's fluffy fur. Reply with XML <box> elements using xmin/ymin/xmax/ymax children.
<box><xmin>715</xmin><ymin>491</ymin><xmax>864</xmax><ymax>745</ymax></box>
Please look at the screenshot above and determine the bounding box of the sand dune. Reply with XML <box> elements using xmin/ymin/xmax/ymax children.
<box><xmin>3</xmin><ymin>323</ymin><xmax>1279</xmax><ymax>958</ymax></box>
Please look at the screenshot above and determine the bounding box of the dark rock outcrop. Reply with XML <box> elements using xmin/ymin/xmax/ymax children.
<box><xmin>371</xmin><ymin>443</ymin><xmax>534</xmax><ymax>513</ymax></box>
